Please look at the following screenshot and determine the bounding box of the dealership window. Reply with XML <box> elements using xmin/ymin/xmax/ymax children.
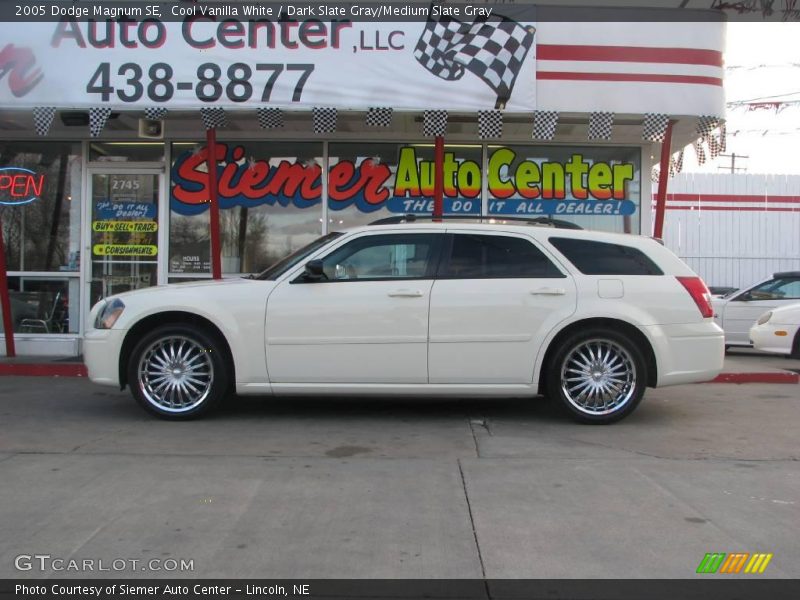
<box><xmin>486</xmin><ymin>145</ymin><xmax>641</xmax><ymax>233</ymax></box>
<box><xmin>0</xmin><ymin>142</ymin><xmax>81</xmax><ymax>334</ymax></box>
<box><xmin>327</xmin><ymin>143</ymin><xmax>482</xmax><ymax>229</ymax></box>
<box><xmin>169</xmin><ymin>141</ymin><xmax>323</xmax><ymax>276</ymax></box>
<box><xmin>89</xmin><ymin>142</ymin><xmax>165</xmax><ymax>163</ymax></box>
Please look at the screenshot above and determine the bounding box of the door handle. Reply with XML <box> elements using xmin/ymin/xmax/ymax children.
<box><xmin>388</xmin><ymin>290</ymin><xmax>424</xmax><ymax>298</ymax></box>
<box><xmin>530</xmin><ymin>287</ymin><xmax>566</xmax><ymax>296</ymax></box>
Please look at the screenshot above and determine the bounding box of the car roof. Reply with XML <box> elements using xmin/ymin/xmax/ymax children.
<box><xmin>773</xmin><ymin>271</ymin><xmax>800</xmax><ymax>278</ymax></box>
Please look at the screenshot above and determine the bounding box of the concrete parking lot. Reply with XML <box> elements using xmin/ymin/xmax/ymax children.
<box><xmin>0</xmin><ymin>375</ymin><xmax>798</xmax><ymax>579</ymax></box>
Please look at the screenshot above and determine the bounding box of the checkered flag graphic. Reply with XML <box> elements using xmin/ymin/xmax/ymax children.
<box><xmin>696</xmin><ymin>115</ymin><xmax>720</xmax><ymax>138</ymax></box>
<box><xmin>144</xmin><ymin>107</ymin><xmax>168</xmax><ymax>120</ymax></box>
<box><xmin>674</xmin><ymin>149</ymin><xmax>684</xmax><ymax>174</ymax></box>
<box><xmin>366</xmin><ymin>107</ymin><xmax>393</xmax><ymax>127</ymax></box>
<box><xmin>650</xmin><ymin>167</ymin><xmax>660</xmax><ymax>184</ymax></box>
<box><xmin>668</xmin><ymin>156</ymin><xmax>676</xmax><ymax>178</ymax></box>
<box><xmin>707</xmin><ymin>133</ymin><xmax>721</xmax><ymax>159</ymax></box>
<box><xmin>200</xmin><ymin>108</ymin><xmax>227</xmax><ymax>130</ymax></box>
<box><xmin>718</xmin><ymin>121</ymin><xmax>727</xmax><ymax>153</ymax></box>
<box><xmin>588</xmin><ymin>112</ymin><xmax>614</xmax><ymax>140</ymax></box>
<box><xmin>257</xmin><ymin>108</ymin><xmax>284</xmax><ymax>129</ymax></box>
<box><xmin>89</xmin><ymin>107</ymin><xmax>112</xmax><ymax>138</ymax></box>
<box><xmin>642</xmin><ymin>113</ymin><xmax>669</xmax><ymax>142</ymax></box>
<box><xmin>423</xmin><ymin>110</ymin><xmax>448</xmax><ymax>137</ymax></box>
<box><xmin>414</xmin><ymin>8</ymin><xmax>535</xmax><ymax>107</ymax></box>
<box><xmin>313</xmin><ymin>107</ymin><xmax>337</xmax><ymax>133</ymax></box>
<box><xmin>693</xmin><ymin>139</ymin><xmax>706</xmax><ymax>165</ymax></box>
<box><xmin>478</xmin><ymin>110</ymin><xmax>503</xmax><ymax>139</ymax></box>
<box><xmin>32</xmin><ymin>107</ymin><xmax>56</xmax><ymax>136</ymax></box>
<box><xmin>531</xmin><ymin>110</ymin><xmax>558</xmax><ymax>140</ymax></box>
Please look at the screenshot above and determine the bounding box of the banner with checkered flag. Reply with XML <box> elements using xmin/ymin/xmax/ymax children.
<box><xmin>478</xmin><ymin>110</ymin><xmax>503</xmax><ymax>139</ymax></box>
<box><xmin>693</xmin><ymin>139</ymin><xmax>706</xmax><ymax>165</ymax></box>
<box><xmin>588</xmin><ymin>112</ymin><xmax>614</xmax><ymax>140</ymax></box>
<box><xmin>718</xmin><ymin>122</ymin><xmax>727</xmax><ymax>153</ymax></box>
<box><xmin>89</xmin><ymin>107</ymin><xmax>112</xmax><ymax>138</ymax></box>
<box><xmin>414</xmin><ymin>7</ymin><xmax>535</xmax><ymax>108</ymax></box>
<box><xmin>651</xmin><ymin>167</ymin><xmax>660</xmax><ymax>184</ymax></box>
<box><xmin>32</xmin><ymin>107</ymin><xmax>56</xmax><ymax>136</ymax></box>
<box><xmin>200</xmin><ymin>108</ymin><xmax>227</xmax><ymax>130</ymax></box>
<box><xmin>423</xmin><ymin>110</ymin><xmax>448</xmax><ymax>137</ymax></box>
<box><xmin>257</xmin><ymin>108</ymin><xmax>284</xmax><ymax>129</ymax></box>
<box><xmin>707</xmin><ymin>133</ymin><xmax>721</xmax><ymax>159</ymax></box>
<box><xmin>366</xmin><ymin>107</ymin><xmax>393</xmax><ymax>127</ymax></box>
<box><xmin>642</xmin><ymin>113</ymin><xmax>669</xmax><ymax>142</ymax></box>
<box><xmin>313</xmin><ymin>107</ymin><xmax>337</xmax><ymax>133</ymax></box>
<box><xmin>531</xmin><ymin>111</ymin><xmax>558</xmax><ymax>140</ymax></box>
<box><xmin>144</xmin><ymin>107</ymin><xmax>168</xmax><ymax>120</ymax></box>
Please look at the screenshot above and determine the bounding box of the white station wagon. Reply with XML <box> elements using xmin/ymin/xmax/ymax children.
<box><xmin>85</xmin><ymin>219</ymin><xmax>724</xmax><ymax>424</ymax></box>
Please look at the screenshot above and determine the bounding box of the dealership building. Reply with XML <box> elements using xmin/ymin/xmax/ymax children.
<box><xmin>0</xmin><ymin>5</ymin><xmax>726</xmax><ymax>356</ymax></box>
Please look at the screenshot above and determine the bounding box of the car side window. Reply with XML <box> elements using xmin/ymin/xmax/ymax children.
<box><xmin>316</xmin><ymin>234</ymin><xmax>440</xmax><ymax>281</ymax></box>
<box><xmin>440</xmin><ymin>234</ymin><xmax>565</xmax><ymax>279</ymax></box>
<box><xmin>746</xmin><ymin>278</ymin><xmax>800</xmax><ymax>300</ymax></box>
<box><xmin>548</xmin><ymin>237</ymin><xmax>663</xmax><ymax>276</ymax></box>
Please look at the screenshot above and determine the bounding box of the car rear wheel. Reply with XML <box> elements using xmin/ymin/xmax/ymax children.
<box><xmin>127</xmin><ymin>325</ymin><xmax>228</xmax><ymax>419</ymax></box>
<box><xmin>546</xmin><ymin>328</ymin><xmax>647</xmax><ymax>424</ymax></box>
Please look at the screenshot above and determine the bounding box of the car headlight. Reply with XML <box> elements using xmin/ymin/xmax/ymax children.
<box><xmin>94</xmin><ymin>298</ymin><xmax>125</xmax><ymax>329</ymax></box>
<box><xmin>756</xmin><ymin>311</ymin><xmax>772</xmax><ymax>326</ymax></box>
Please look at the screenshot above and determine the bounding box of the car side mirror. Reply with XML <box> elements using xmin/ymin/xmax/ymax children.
<box><xmin>303</xmin><ymin>259</ymin><xmax>326</xmax><ymax>281</ymax></box>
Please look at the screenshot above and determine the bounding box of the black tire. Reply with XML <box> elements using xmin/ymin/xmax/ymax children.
<box><xmin>791</xmin><ymin>331</ymin><xmax>800</xmax><ymax>360</ymax></box>
<box><xmin>127</xmin><ymin>324</ymin><xmax>229</xmax><ymax>420</ymax></box>
<box><xmin>546</xmin><ymin>327</ymin><xmax>647</xmax><ymax>424</ymax></box>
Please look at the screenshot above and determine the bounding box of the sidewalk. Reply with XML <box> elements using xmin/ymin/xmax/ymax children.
<box><xmin>1</xmin><ymin>349</ymin><xmax>797</xmax><ymax>383</ymax></box>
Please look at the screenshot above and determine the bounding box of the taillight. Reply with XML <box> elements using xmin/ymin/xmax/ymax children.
<box><xmin>676</xmin><ymin>276</ymin><xmax>714</xmax><ymax>318</ymax></box>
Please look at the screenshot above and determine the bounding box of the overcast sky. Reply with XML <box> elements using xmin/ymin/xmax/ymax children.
<box><xmin>683</xmin><ymin>22</ymin><xmax>800</xmax><ymax>175</ymax></box>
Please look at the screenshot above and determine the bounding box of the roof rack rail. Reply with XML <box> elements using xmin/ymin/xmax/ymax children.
<box><xmin>368</xmin><ymin>214</ymin><xmax>583</xmax><ymax>230</ymax></box>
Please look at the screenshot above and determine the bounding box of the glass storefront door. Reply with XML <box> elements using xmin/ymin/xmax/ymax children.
<box><xmin>87</xmin><ymin>171</ymin><xmax>163</xmax><ymax>314</ymax></box>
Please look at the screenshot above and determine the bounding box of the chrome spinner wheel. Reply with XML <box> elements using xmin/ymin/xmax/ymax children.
<box><xmin>560</xmin><ymin>338</ymin><xmax>637</xmax><ymax>416</ymax></box>
<box><xmin>137</xmin><ymin>335</ymin><xmax>214</xmax><ymax>414</ymax></box>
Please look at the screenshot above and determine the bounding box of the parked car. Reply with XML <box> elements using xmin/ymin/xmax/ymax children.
<box><xmin>708</xmin><ymin>286</ymin><xmax>738</xmax><ymax>299</ymax></box>
<box><xmin>749</xmin><ymin>303</ymin><xmax>800</xmax><ymax>358</ymax></box>
<box><xmin>712</xmin><ymin>272</ymin><xmax>800</xmax><ymax>348</ymax></box>
<box><xmin>84</xmin><ymin>221</ymin><xmax>724</xmax><ymax>424</ymax></box>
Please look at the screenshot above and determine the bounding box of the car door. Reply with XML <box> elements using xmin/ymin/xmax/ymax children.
<box><xmin>720</xmin><ymin>276</ymin><xmax>800</xmax><ymax>345</ymax></box>
<box><xmin>265</xmin><ymin>231</ymin><xmax>443</xmax><ymax>384</ymax></box>
<box><xmin>428</xmin><ymin>231</ymin><xmax>577</xmax><ymax>384</ymax></box>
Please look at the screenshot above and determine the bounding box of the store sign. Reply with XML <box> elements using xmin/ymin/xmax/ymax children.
<box><xmin>0</xmin><ymin>16</ymin><xmax>536</xmax><ymax>111</ymax></box>
<box><xmin>171</xmin><ymin>144</ymin><xmax>637</xmax><ymax>217</ymax></box>
<box><xmin>0</xmin><ymin>167</ymin><xmax>45</xmax><ymax>205</ymax></box>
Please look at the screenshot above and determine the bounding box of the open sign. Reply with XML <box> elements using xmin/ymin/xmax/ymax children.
<box><xmin>0</xmin><ymin>167</ymin><xmax>45</xmax><ymax>205</ymax></box>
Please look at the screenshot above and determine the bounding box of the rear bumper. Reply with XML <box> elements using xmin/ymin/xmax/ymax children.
<box><xmin>644</xmin><ymin>321</ymin><xmax>725</xmax><ymax>387</ymax></box>
<box><xmin>83</xmin><ymin>328</ymin><xmax>127</xmax><ymax>387</ymax></box>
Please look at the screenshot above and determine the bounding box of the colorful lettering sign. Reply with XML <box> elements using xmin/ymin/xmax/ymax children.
<box><xmin>92</xmin><ymin>220</ymin><xmax>158</xmax><ymax>233</ymax></box>
<box><xmin>0</xmin><ymin>167</ymin><xmax>46</xmax><ymax>205</ymax></box>
<box><xmin>171</xmin><ymin>144</ymin><xmax>638</xmax><ymax>217</ymax></box>
<box><xmin>93</xmin><ymin>244</ymin><xmax>158</xmax><ymax>257</ymax></box>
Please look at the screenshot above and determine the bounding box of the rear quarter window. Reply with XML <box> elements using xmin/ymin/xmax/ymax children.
<box><xmin>549</xmin><ymin>237</ymin><xmax>663</xmax><ymax>276</ymax></box>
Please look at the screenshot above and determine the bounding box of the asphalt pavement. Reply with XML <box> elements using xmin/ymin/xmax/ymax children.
<box><xmin>0</xmin><ymin>375</ymin><xmax>798</xmax><ymax>579</ymax></box>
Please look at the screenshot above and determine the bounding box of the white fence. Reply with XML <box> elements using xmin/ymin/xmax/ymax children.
<box><xmin>653</xmin><ymin>173</ymin><xmax>800</xmax><ymax>289</ymax></box>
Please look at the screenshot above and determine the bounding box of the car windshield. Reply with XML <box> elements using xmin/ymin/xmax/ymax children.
<box><xmin>254</xmin><ymin>232</ymin><xmax>343</xmax><ymax>281</ymax></box>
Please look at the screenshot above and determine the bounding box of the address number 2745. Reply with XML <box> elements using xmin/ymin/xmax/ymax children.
<box><xmin>86</xmin><ymin>62</ymin><xmax>315</xmax><ymax>103</ymax></box>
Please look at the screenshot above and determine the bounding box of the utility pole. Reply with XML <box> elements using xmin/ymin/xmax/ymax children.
<box><xmin>717</xmin><ymin>153</ymin><xmax>748</xmax><ymax>173</ymax></box>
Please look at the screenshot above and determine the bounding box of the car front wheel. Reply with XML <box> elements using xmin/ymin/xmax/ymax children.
<box><xmin>547</xmin><ymin>328</ymin><xmax>647</xmax><ymax>424</ymax></box>
<box><xmin>127</xmin><ymin>325</ymin><xmax>228</xmax><ymax>419</ymax></box>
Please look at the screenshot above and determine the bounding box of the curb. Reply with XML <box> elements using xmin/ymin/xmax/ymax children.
<box><xmin>710</xmin><ymin>372</ymin><xmax>799</xmax><ymax>384</ymax></box>
<box><xmin>0</xmin><ymin>363</ymin><xmax>87</xmax><ymax>377</ymax></box>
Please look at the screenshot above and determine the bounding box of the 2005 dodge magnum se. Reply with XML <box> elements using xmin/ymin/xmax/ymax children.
<box><xmin>84</xmin><ymin>221</ymin><xmax>724</xmax><ymax>424</ymax></box>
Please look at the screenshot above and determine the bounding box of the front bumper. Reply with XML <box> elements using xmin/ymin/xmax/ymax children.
<box><xmin>83</xmin><ymin>327</ymin><xmax>127</xmax><ymax>387</ymax></box>
<box><xmin>749</xmin><ymin>322</ymin><xmax>795</xmax><ymax>355</ymax></box>
<box><xmin>644</xmin><ymin>321</ymin><xmax>725</xmax><ymax>387</ymax></box>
